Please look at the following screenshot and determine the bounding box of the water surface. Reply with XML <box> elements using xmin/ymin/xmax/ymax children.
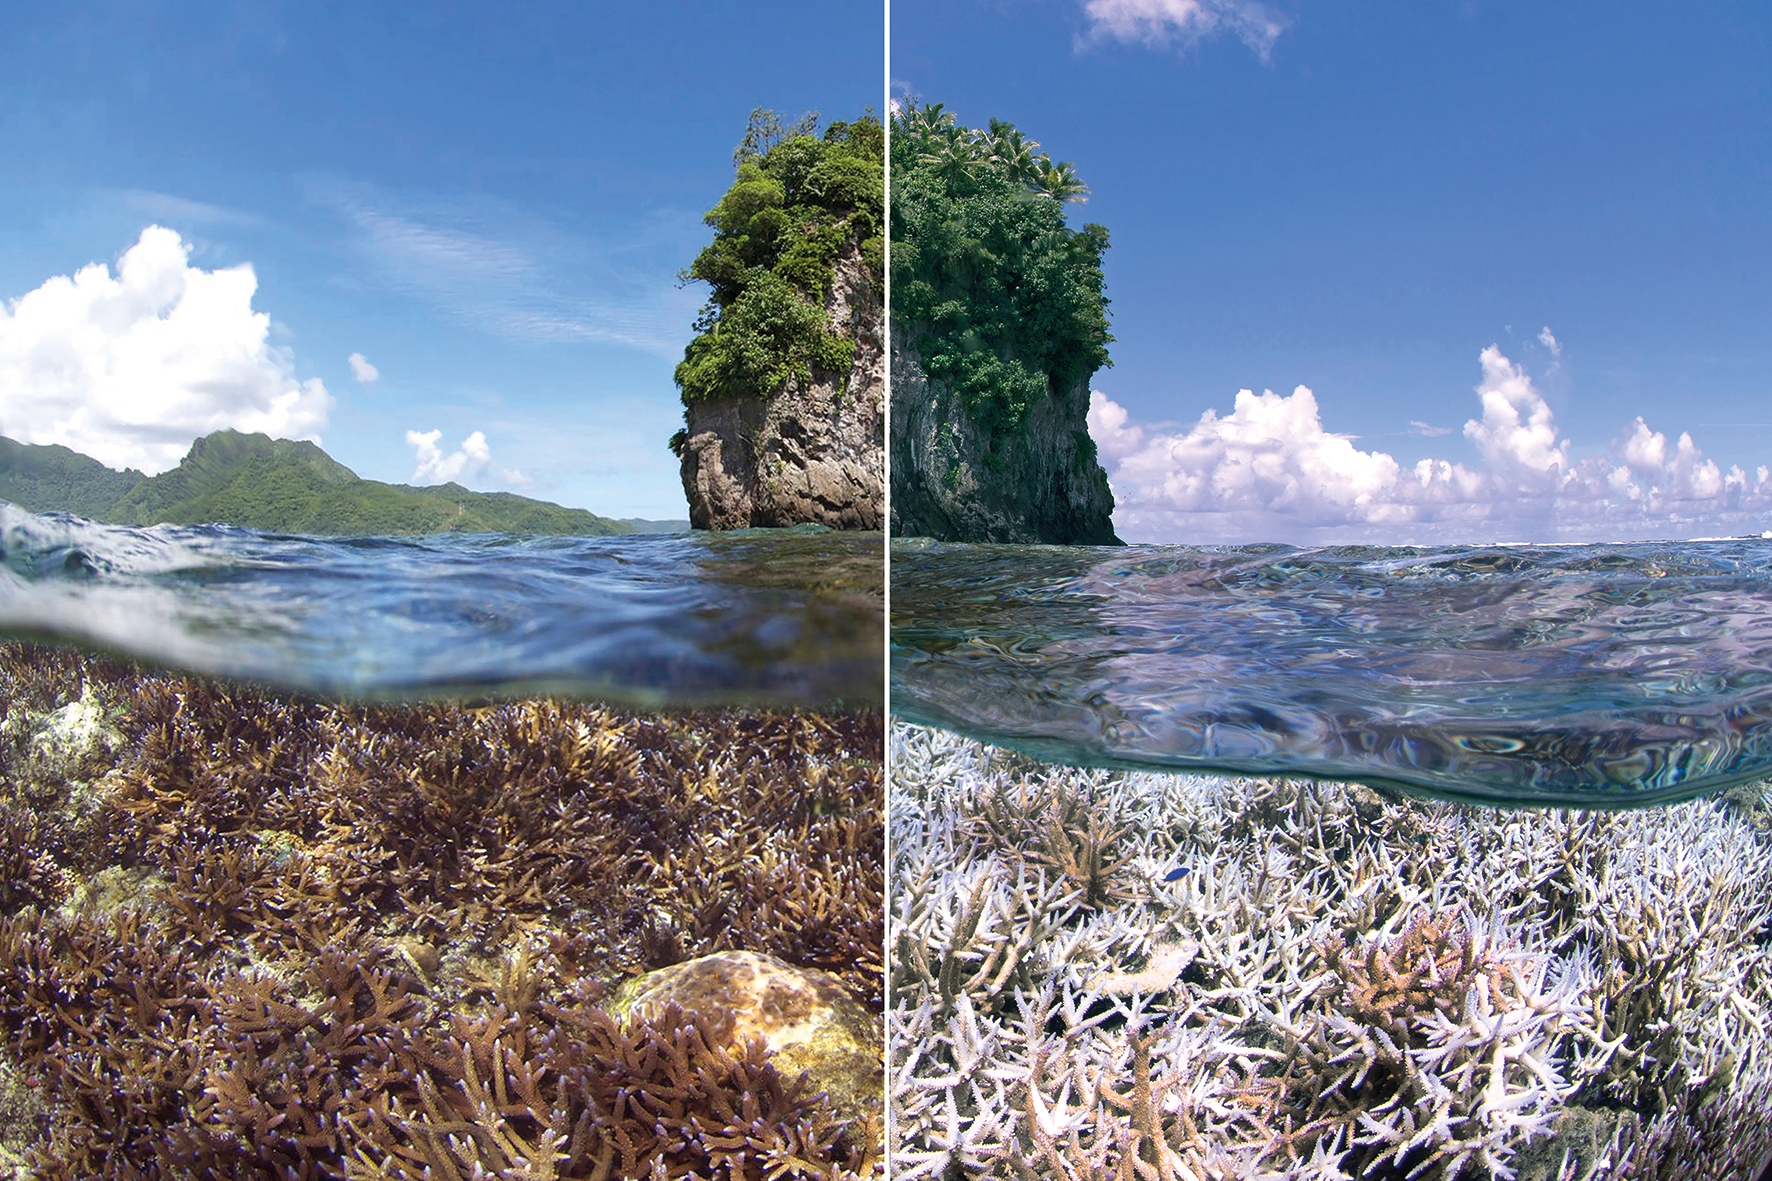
<box><xmin>891</xmin><ymin>538</ymin><xmax>1772</xmax><ymax>807</ymax></box>
<box><xmin>0</xmin><ymin>505</ymin><xmax>882</xmax><ymax>707</ymax></box>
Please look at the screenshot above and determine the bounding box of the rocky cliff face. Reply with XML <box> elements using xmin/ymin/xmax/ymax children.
<box><xmin>678</xmin><ymin>248</ymin><xmax>883</xmax><ymax>531</ymax></box>
<box><xmin>890</xmin><ymin>336</ymin><xmax>1118</xmax><ymax>544</ymax></box>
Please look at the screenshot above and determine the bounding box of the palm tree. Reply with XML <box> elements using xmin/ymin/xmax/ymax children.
<box><xmin>985</xmin><ymin>119</ymin><xmax>1041</xmax><ymax>187</ymax></box>
<box><xmin>1034</xmin><ymin>156</ymin><xmax>1089</xmax><ymax>204</ymax></box>
<box><xmin>931</xmin><ymin>124</ymin><xmax>980</xmax><ymax>186</ymax></box>
<box><xmin>897</xmin><ymin>100</ymin><xmax>955</xmax><ymax>155</ymax></box>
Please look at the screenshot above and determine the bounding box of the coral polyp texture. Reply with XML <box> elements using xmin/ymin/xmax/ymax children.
<box><xmin>0</xmin><ymin>642</ymin><xmax>883</xmax><ymax>1178</ymax></box>
<box><xmin>888</xmin><ymin>722</ymin><xmax>1772</xmax><ymax>1181</ymax></box>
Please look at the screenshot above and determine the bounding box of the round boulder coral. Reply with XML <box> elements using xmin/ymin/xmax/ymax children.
<box><xmin>612</xmin><ymin>950</ymin><xmax>881</xmax><ymax>1121</ymax></box>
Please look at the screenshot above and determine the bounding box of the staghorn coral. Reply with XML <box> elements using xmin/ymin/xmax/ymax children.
<box><xmin>0</xmin><ymin>641</ymin><xmax>883</xmax><ymax>1178</ymax></box>
<box><xmin>1256</xmin><ymin>912</ymin><xmax>1599</xmax><ymax>1178</ymax></box>
<box><xmin>889</xmin><ymin>721</ymin><xmax>1772</xmax><ymax>1181</ymax></box>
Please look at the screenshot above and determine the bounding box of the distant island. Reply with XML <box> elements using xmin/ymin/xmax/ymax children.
<box><xmin>0</xmin><ymin>430</ymin><xmax>685</xmax><ymax>536</ymax></box>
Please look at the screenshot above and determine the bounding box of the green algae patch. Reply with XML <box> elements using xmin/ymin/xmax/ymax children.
<box><xmin>2</xmin><ymin>679</ymin><xmax>124</xmax><ymax>799</ymax></box>
<box><xmin>251</xmin><ymin>827</ymin><xmax>308</xmax><ymax>866</ymax></box>
<box><xmin>57</xmin><ymin>865</ymin><xmax>168</xmax><ymax>922</ymax></box>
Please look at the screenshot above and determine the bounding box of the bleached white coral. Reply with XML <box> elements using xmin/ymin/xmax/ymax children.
<box><xmin>888</xmin><ymin>723</ymin><xmax>1772</xmax><ymax>1180</ymax></box>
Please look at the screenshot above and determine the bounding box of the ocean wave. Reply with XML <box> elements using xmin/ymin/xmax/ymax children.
<box><xmin>0</xmin><ymin>505</ymin><xmax>883</xmax><ymax>708</ymax></box>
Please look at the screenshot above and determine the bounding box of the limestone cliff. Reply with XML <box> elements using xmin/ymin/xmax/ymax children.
<box><xmin>677</xmin><ymin>245</ymin><xmax>883</xmax><ymax>530</ymax></box>
<box><xmin>890</xmin><ymin>337</ymin><xmax>1118</xmax><ymax>545</ymax></box>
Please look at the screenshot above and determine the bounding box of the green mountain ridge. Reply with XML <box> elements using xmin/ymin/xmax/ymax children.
<box><xmin>0</xmin><ymin>436</ymin><xmax>148</xmax><ymax>520</ymax></box>
<box><xmin>0</xmin><ymin>430</ymin><xmax>664</xmax><ymax>537</ymax></box>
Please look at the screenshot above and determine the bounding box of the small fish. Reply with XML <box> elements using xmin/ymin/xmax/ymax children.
<box><xmin>1162</xmin><ymin>866</ymin><xmax>1191</xmax><ymax>882</ymax></box>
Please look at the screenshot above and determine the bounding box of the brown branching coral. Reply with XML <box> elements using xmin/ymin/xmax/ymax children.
<box><xmin>366</xmin><ymin>1001</ymin><xmax>869</xmax><ymax>1181</ymax></box>
<box><xmin>1240</xmin><ymin>913</ymin><xmax>1597</xmax><ymax>1179</ymax></box>
<box><xmin>0</xmin><ymin>801</ymin><xmax>69</xmax><ymax>913</ymax></box>
<box><xmin>0</xmin><ymin>641</ymin><xmax>883</xmax><ymax>1178</ymax></box>
<box><xmin>968</xmin><ymin>777</ymin><xmax>1138</xmax><ymax>910</ymax></box>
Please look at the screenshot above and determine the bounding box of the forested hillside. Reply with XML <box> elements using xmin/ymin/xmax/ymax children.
<box><xmin>0</xmin><ymin>431</ymin><xmax>633</xmax><ymax>536</ymax></box>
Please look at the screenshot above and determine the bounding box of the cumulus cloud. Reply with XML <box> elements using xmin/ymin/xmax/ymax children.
<box><xmin>0</xmin><ymin>225</ymin><xmax>333</xmax><ymax>474</ymax></box>
<box><xmin>1463</xmin><ymin>345</ymin><xmax>1568</xmax><ymax>487</ymax></box>
<box><xmin>348</xmin><ymin>352</ymin><xmax>379</xmax><ymax>383</ymax></box>
<box><xmin>1538</xmin><ymin>326</ymin><xmax>1561</xmax><ymax>358</ymax></box>
<box><xmin>1410</xmin><ymin>420</ymin><xmax>1452</xmax><ymax>437</ymax></box>
<box><xmin>1080</xmin><ymin>0</ymin><xmax>1292</xmax><ymax>59</ymax></box>
<box><xmin>1092</xmin><ymin>345</ymin><xmax>1772</xmax><ymax>543</ymax></box>
<box><xmin>406</xmin><ymin>428</ymin><xmax>490</xmax><ymax>485</ymax></box>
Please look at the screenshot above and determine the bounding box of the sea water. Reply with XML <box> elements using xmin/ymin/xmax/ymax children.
<box><xmin>0</xmin><ymin>503</ymin><xmax>882</xmax><ymax>707</ymax></box>
<box><xmin>891</xmin><ymin>536</ymin><xmax>1772</xmax><ymax>807</ymax></box>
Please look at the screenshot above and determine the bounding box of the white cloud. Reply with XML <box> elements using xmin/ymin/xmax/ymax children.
<box><xmin>1092</xmin><ymin>345</ymin><xmax>1772</xmax><ymax>543</ymax></box>
<box><xmin>406</xmin><ymin>428</ymin><xmax>490</xmax><ymax>485</ymax></box>
<box><xmin>348</xmin><ymin>352</ymin><xmax>379</xmax><ymax>383</ymax></box>
<box><xmin>1410</xmin><ymin>420</ymin><xmax>1452</xmax><ymax>437</ymax></box>
<box><xmin>112</xmin><ymin>190</ymin><xmax>264</xmax><ymax>230</ymax></box>
<box><xmin>0</xmin><ymin>225</ymin><xmax>333</xmax><ymax>475</ymax></box>
<box><xmin>1463</xmin><ymin>344</ymin><xmax>1568</xmax><ymax>488</ymax></box>
<box><xmin>1538</xmin><ymin>326</ymin><xmax>1561</xmax><ymax>358</ymax></box>
<box><xmin>307</xmin><ymin>178</ymin><xmax>702</xmax><ymax>359</ymax></box>
<box><xmin>1092</xmin><ymin>384</ymin><xmax>1413</xmax><ymax>535</ymax></box>
<box><xmin>1080</xmin><ymin>0</ymin><xmax>1292</xmax><ymax>59</ymax></box>
<box><xmin>500</xmin><ymin>466</ymin><xmax>532</xmax><ymax>488</ymax></box>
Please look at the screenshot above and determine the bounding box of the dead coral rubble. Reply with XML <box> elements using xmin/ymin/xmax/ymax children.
<box><xmin>889</xmin><ymin>721</ymin><xmax>1772</xmax><ymax>1181</ymax></box>
<box><xmin>0</xmin><ymin>641</ymin><xmax>884</xmax><ymax>1179</ymax></box>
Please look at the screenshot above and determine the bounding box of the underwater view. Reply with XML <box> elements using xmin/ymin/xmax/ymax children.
<box><xmin>888</xmin><ymin>542</ymin><xmax>1772</xmax><ymax>1180</ymax></box>
<box><xmin>0</xmin><ymin>522</ymin><xmax>886</xmax><ymax>1179</ymax></box>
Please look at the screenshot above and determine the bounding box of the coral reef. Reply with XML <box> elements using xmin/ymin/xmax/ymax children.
<box><xmin>889</xmin><ymin>722</ymin><xmax>1772</xmax><ymax>1181</ymax></box>
<box><xmin>0</xmin><ymin>641</ymin><xmax>883</xmax><ymax>1178</ymax></box>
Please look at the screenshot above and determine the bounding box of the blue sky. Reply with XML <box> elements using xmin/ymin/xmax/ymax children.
<box><xmin>894</xmin><ymin>0</ymin><xmax>1772</xmax><ymax>542</ymax></box>
<box><xmin>0</xmin><ymin>2</ymin><xmax>882</xmax><ymax>519</ymax></box>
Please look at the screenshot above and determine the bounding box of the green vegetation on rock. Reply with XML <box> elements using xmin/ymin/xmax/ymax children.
<box><xmin>0</xmin><ymin>430</ymin><xmax>630</xmax><ymax>536</ymax></box>
<box><xmin>672</xmin><ymin>109</ymin><xmax>883</xmax><ymax>418</ymax></box>
<box><xmin>891</xmin><ymin>101</ymin><xmax>1113</xmax><ymax>436</ymax></box>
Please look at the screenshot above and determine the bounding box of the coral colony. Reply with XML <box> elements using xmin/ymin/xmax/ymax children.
<box><xmin>889</xmin><ymin>722</ymin><xmax>1772</xmax><ymax>1181</ymax></box>
<box><xmin>0</xmin><ymin>642</ymin><xmax>883</xmax><ymax>1179</ymax></box>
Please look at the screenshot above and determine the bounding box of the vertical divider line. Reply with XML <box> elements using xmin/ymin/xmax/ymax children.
<box><xmin>879</xmin><ymin>0</ymin><xmax>895</xmax><ymax>1167</ymax></box>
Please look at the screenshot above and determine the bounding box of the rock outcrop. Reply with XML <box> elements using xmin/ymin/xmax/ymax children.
<box><xmin>890</xmin><ymin>337</ymin><xmax>1119</xmax><ymax>544</ymax></box>
<box><xmin>677</xmin><ymin>248</ymin><xmax>883</xmax><ymax>531</ymax></box>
